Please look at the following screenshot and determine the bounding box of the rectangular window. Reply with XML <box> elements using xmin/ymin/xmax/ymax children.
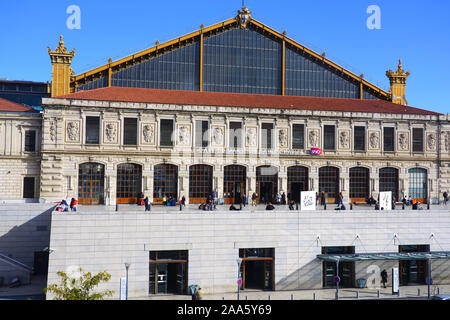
<box><xmin>25</xmin><ymin>130</ymin><xmax>36</xmax><ymax>152</ymax></box>
<box><xmin>160</xmin><ymin>119</ymin><xmax>174</xmax><ymax>146</ymax></box>
<box><xmin>292</xmin><ymin>124</ymin><xmax>305</xmax><ymax>149</ymax></box>
<box><xmin>123</xmin><ymin>118</ymin><xmax>138</xmax><ymax>145</ymax></box>
<box><xmin>412</xmin><ymin>128</ymin><xmax>424</xmax><ymax>152</ymax></box>
<box><xmin>195</xmin><ymin>120</ymin><xmax>209</xmax><ymax>148</ymax></box>
<box><xmin>23</xmin><ymin>177</ymin><xmax>35</xmax><ymax>198</ymax></box>
<box><xmin>383</xmin><ymin>127</ymin><xmax>395</xmax><ymax>152</ymax></box>
<box><xmin>261</xmin><ymin>123</ymin><xmax>273</xmax><ymax>149</ymax></box>
<box><xmin>229</xmin><ymin>122</ymin><xmax>242</xmax><ymax>148</ymax></box>
<box><xmin>85</xmin><ymin>116</ymin><xmax>100</xmax><ymax>144</ymax></box>
<box><xmin>354</xmin><ymin>126</ymin><xmax>366</xmax><ymax>151</ymax></box>
<box><xmin>324</xmin><ymin>125</ymin><xmax>336</xmax><ymax>150</ymax></box>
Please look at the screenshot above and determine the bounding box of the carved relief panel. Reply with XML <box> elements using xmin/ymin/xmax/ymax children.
<box><xmin>307</xmin><ymin>129</ymin><xmax>320</xmax><ymax>148</ymax></box>
<box><xmin>338</xmin><ymin>129</ymin><xmax>350</xmax><ymax>150</ymax></box>
<box><xmin>65</xmin><ymin>120</ymin><xmax>80</xmax><ymax>143</ymax></box>
<box><xmin>246</xmin><ymin>127</ymin><xmax>257</xmax><ymax>147</ymax></box>
<box><xmin>397</xmin><ymin>131</ymin><xmax>410</xmax><ymax>151</ymax></box>
<box><xmin>177</xmin><ymin>124</ymin><xmax>191</xmax><ymax>146</ymax></box>
<box><xmin>426</xmin><ymin>132</ymin><xmax>437</xmax><ymax>151</ymax></box>
<box><xmin>141</xmin><ymin>122</ymin><xmax>156</xmax><ymax>145</ymax></box>
<box><xmin>278</xmin><ymin>128</ymin><xmax>289</xmax><ymax>148</ymax></box>
<box><xmin>211</xmin><ymin>126</ymin><xmax>225</xmax><ymax>146</ymax></box>
<box><xmin>368</xmin><ymin>131</ymin><xmax>380</xmax><ymax>150</ymax></box>
<box><xmin>103</xmin><ymin>121</ymin><xmax>119</xmax><ymax>144</ymax></box>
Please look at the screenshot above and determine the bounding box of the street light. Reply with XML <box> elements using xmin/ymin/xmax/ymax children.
<box><xmin>236</xmin><ymin>258</ymin><xmax>243</xmax><ymax>300</ymax></box>
<box><xmin>124</xmin><ymin>262</ymin><xmax>131</xmax><ymax>300</ymax></box>
<box><xmin>426</xmin><ymin>254</ymin><xmax>432</xmax><ymax>299</ymax></box>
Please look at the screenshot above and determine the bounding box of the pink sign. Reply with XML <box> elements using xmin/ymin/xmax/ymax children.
<box><xmin>310</xmin><ymin>148</ymin><xmax>322</xmax><ymax>155</ymax></box>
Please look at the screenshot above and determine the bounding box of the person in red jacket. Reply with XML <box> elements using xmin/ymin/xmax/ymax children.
<box><xmin>70</xmin><ymin>198</ymin><xmax>78</xmax><ymax>212</ymax></box>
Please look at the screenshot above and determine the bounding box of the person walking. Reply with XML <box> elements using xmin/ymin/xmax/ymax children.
<box><xmin>444</xmin><ymin>191</ymin><xmax>449</xmax><ymax>205</ymax></box>
<box><xmin>251</xmin><ymin>192</ymin><xmax>257</xmax><ymax>206</ymax></box>
<box><xmin>381</xmin><ymin>269</ymin><xmax>388</xmax><ymax>288</ymax></box>
<box><xmin>144</xmin><ymin>196</ymin><xmax>151</xmax><ymax>212</ymax></box>
<box><xmin>320</xmin><ymin>192</ymin><xmax>326</xmax><ymax>206</ymax></box>
<box><xmin>242</xmin><ymin>194</ymin><xmax>247</xmax><ymax>207</ymax></box>
<box><xmin>337</xmin><ymin>192</ymin><xmax>344</xmax><ymax>207</ymax></box>
<box><xmin>181</xmin><ymin>195</ymin><xmax>186</xmax><ymax>207</ymax></box>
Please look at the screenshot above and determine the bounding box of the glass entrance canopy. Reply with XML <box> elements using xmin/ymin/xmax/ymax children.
<box><xmin>317</xmin><ymin>251</ymin><xmax>450</xmax><ymax>262</ymax></box>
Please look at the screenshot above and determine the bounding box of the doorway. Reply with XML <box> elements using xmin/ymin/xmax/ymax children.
<box><xmin>290</xmin><ymin>182</ymin><xmax>305</xmax><ymax>204</ymax></box>
<box><xmin>149</xmin><ymin>250</ymin><xmax>188</xmax><ymax>295</ymax></box>
<box><xmin>399</xmin><ymin>245</ymin><xmax>429</xmax><ymax>285</ymax></box>
<box><xmin>322</xmin><ymin>246</ymin><xmax>355</xmax><ymax>288</ymax></box>
<box><xmin>239</xmin><ymin>248</ymin><xmax>274</xmax><ymax>291</ymax></box>
<box><xmin>259</xmin><ymin>182</ymin><xmax>274</xmax><ymax>204</ymax></box>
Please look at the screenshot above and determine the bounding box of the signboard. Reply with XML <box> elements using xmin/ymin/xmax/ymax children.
<box><xmin>379</xmin><ymin>191</ymin><xmax>392</xmax><ymax>211</ymax></box>
<box><xmin>310</xmin><ymin>148</ymin><xmax>322</xmax><ymax>156</ymax></box>
<box><xmin>237</xmin><ymin>278</ymin><xmax>242</xmax><ymax>286</ymax></box>
<box><xmin>392</xmin><ymin>268</ymin><xmax>399</xmax><ymax>294</ymax></box>
<box><xmin>333</xmin><ymin>276</ymin><xmax>341</xmax><ymax>283</ymax></box>
<box><xmin>120</xmin><ymin>277</ymin><xmax>127</xmax><ymax>300</ymax></box>
<box><xmin>300</xmin><ymin>191</ymin><xmax>316</xmax><ymax>211</ymax></box>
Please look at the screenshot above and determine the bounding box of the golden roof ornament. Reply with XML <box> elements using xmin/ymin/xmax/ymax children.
<box><xmin>48</xmin><ymin>35</ymin><xmax>75</xmax><ymax>56</ymax></box>
<box><xmin>386</xmin><ymin>59</ymin><xmax>410</xmax><ymax>80</ymax></box>
<box><xmin>237</xmin><ymin>6</ymin><xmax>252</xmax><ymax>28</ymax></box>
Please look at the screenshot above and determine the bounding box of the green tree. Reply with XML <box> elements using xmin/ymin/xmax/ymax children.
<box><xmin>45</xmin><ymin>267</ymin><xmax>115</xmax><ymax>300</ymax></box>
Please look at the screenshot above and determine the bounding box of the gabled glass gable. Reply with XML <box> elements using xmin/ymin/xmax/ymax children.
<box><xmin>74</xmin><ymin>25</ymin><xmax>382</xmax><ymax>100</ymax></box>
<box><xmin>203</xmin><ymin>28</ymin><xmax>282</xmax><ymax>95</ymax></box>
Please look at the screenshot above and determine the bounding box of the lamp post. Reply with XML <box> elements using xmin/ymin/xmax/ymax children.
<box><xmin>335</xmin><ymin>258</ymin><xmax>340</xmax><ymax>300</ymax></box>
<box><xmin>236</xmin><ymin>258</ymin><xmax>243</xmax><ymax>300</ymax></box>
<box><xmin>426</xmin><ymin>254</ymin><xmax>432</xmax><ymax>299</ymax></box>
<box><xmin>124</xmin><ymin>262</ymin><xmax>131</xmax><ymax>300</ymax></box>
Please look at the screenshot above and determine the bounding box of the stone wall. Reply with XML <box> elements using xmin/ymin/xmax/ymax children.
<box><xmin>46</xmin><ymin>209</ymin><xmax>450</xmax><ymax>299</ymax></box>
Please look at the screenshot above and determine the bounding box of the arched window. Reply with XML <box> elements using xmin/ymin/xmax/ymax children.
<box><xmin>319</xmin><ymin>166</ymin><xmax>339</xmax><ymax>203</ymax></box>
<box><xmin>224</xmin><ymin>165</ymin><xmax>247</xmax><ymax>204</ymax></box>
<box><xmin>116</xmin><ymin>163</ymin><xmax>142</xmax><ymax>204</ymax></box>
<box><xmin>153</xmin><ymin>164</ymin><xmax>178</xmax><ymax>203</ymax></box>
<box><xmin>408</xmin><ymin>168</ymin><xmax>427</xmax><ymax>202</ymax></box>
<box><xmin>78</xmin><ymin>163</ymin><xmax>105</xmax><ymax>205</ymax></box>
<box><xmin>189</xmin><ymin>165</ymin><xmax>213</xmax><ymax>204</ymax></box>
<box><xmin>379</xmin><ymin>167</ymin><xmax>399</xmax><ymax>201</ymax></box>
<box><xmin>349</xmin><ymin>167</ymin><xmax>370</xmax><ymax>202</ymax></box>
<box><xmin>287</xmin><ymin>166</ymin><xmax>309</xmax><ymax>203</ymax></box>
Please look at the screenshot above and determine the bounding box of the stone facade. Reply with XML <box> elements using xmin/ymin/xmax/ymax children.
<box><xmin>0</xmin><ymin>111</ymin><xmax>41</xmax><ymax>201</ymax></box>
<box><xmin>37</xmin><ymin>97</ymin><xmax>450</xmax><ymax>205</ymax></box>
<box><xmin>46</xmin><ymin>209</ymin><xmax>450</xmax><ymax>299</ymax></box>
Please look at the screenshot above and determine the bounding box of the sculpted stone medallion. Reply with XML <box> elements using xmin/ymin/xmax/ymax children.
<box><xmin>142</xmin><ymin>124</ymin><xmax>154</xmax><ymax>144</ymax></box>
<box><xmin>66</xmin><ymin>121</ymin><xmax>79</xmax><ymax>142</ymax></box>
<box><xmin>246</xmin><ymin>127</ymin><xmax>257</xmax><ymax>147</ymax></box>
<box><xmin>369</xmin><ymin>132</ymin><xmax>380</xmax><ymax>149</ymax></box>
<box><xmin>398</xmin><ymin>132</ymin><xmax>409</xmax><ymax>151</ymax></box>
<box><xmin>279</xmin><ymin>129</ymin><xmax>288</xmax><ymax>148</ymax></box>
<box><xmin>339</xmin><ymin>131</ymin><xmax>350</xmax><ymax>149</ymax></box>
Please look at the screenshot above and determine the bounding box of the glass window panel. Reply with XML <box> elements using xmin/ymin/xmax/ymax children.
<box><xmin>412</xmin><ymin>128</ymin><xmax>424</xmax><ymax>152</ymax></box>
<box><xmin>160</xmin><ymin>119</ymin><xmax>174</xmax><ymax>146</ymax></box>
<box><xmin>85</xmin><ymin>116</ymin><xmax>100</xmax><ymax>144</ymax></box>
<box><xmin>292</xmin><ymin>124</ymin><xmax>305</xmax><ymax>149</ymax></box>
<box><xmin>324</xmin><ymin>125</ymin><xmax>336</xmax><ymax>150</ymax></box>
<box><xmin>383</xmin><ymin>127</ymin><xmax>395</xmax><ymax>152</ymax></box>
<box><xmin>354</xmin><ymin>126</ymin><xmax>366</xmax><ymax>151</ymax></box>
<box><xmin>124</xmin><ymin>118</ymin><xmax>138</xmax><ymax>145</ymax></box>
<box><xmin>25</xmin><ymin>130</ymin><xmax>36</xmax><ymax>152</ymax></box>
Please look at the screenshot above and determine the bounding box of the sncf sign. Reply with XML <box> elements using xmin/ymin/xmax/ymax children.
<box><xmin>310</xmin><ymin>148</ymin><xmax>322</xmax><ymax>156</ymax></box>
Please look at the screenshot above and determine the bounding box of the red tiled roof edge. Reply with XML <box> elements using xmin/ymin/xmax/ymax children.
<box><xmin>53</xmin><ymin>87</ymin><xmax>442</xmax><ymax>116</ymax></box>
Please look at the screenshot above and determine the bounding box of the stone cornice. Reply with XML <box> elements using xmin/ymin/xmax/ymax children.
<box><xmin>41</xmin><ymin>98</ymin><xmax>448</xmax><ymax>123</ymax></box>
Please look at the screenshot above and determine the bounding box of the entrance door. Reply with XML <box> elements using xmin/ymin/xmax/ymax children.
<box><xmin>33</xmin><ymin>251</ymin><xmax>49</xmax><ymax>275</ymax></box>
<box><xmin>290</xmin><ymin>182</ymin><xmax>304</xmax><ymax>203</ymax></box>
<box><xmin>78</xmin><ymin>163</ymin><xmax>105</xmax><ymax>205</ymax></box>
<box><xmin>399</xmin><ymin>244</ymin><xmax>429</xmax><ymax>285</ymax></box>
<box><xmin>260</xmin><ymin>182</ymin><xmax>274</xmax><ymax>204</ymax></box>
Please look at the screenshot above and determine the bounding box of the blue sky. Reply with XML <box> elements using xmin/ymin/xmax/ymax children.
<box><xmin>0</xmin><ymin>0</ymin><xmax>449</xmax><ymax>113</ymax></box>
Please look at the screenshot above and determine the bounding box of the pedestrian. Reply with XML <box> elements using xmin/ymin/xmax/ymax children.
<box><xmin>181</xmin><ymin>195</ymin><xmax>186</xmax><ymax>207</ymax></box>
<box><xmin>242</xmin><ymin>194</ymin><xmax>247</xmax><ymax>207</ymax></box>
<box><xmin>265</xmin><ymin>202</ymin><xmax>275</xmax><ymax>211</ymax></box>
<box><xmin>196</xmin><ymin>287</ymin><xmax>204</xmax><ymax>300</ymax></box>
<box><xmin>337</xmin><ymin>192</ymin><xmax>344</xmax><ymax>207</ymax></box>
<box><xmin>288</xmin><ymin>199</ymin><xmax>295</xmax><ymax>210</ymax></box>
<box><xmin>70</xmin><ymin>198</ymin><xmax>78</xmax><ymax>212</ymax></box>
<box><xmin>381</xmin><ymin>269</ymin><xmax>388</xmax><ymax>288</ymax></box>
<box><xmin>251</xmin><ymin>192</ymin><xmax>257</xmax><ymax>206</ymax></box>
<box><xmin>444</xmin><ymin>191</ymin><xmax>449</xmax><ymax>205</ymax></box>
<box><xmin>320</xmin><ymin>192</ymin><xmax>326</xmax><ymax>206</ymax></box>
<box><xmin>144</xmin><ymin>196</ymin><xmax>151</xmax><ymax>212</ymax></box>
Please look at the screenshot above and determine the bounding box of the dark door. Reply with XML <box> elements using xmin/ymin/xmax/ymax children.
<box><xmin>23</xmin><ymin>177</ymin><xmax>35</xmax><ymax>199</ymax></box>
<box><xmin>260</xmin><ymin>182</ymin><xmax>274</xmax><ymax>204</ymax></box>
<box><xmin>33</xmin><ymin>251</ymin><xmax>49</xmax><ymax>275</ymax></box>
<box><xmin>291</xmin><ymin>182</ymin><xmax>304</xmax><ymax>203</ymax></box>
